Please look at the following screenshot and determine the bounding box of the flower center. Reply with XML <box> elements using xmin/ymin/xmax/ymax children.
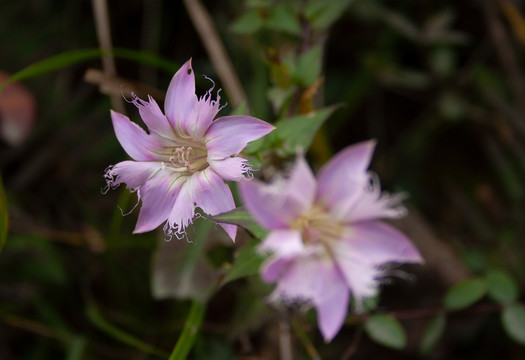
<box><xmin>164</xmin><ymin>144</ymin><xmax>208</xmax><ymax>174</ymax></box>
<box><xmin>291</xmin><ymin>205</ymin><xmax>347</xmax><ymax>245</ymax></box>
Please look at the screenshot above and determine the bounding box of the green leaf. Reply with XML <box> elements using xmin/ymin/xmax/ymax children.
<box><xmin>0</xmin><ymin>48</ymin><xmax>177</xmax><ymax>92</ymax></box>
<box><xmin>486</xmin><ymin>269</ymin><xmax>518</xmax><ymax>305</ymax></box>
<box><xmin>265</xmin><ymin>3</ymin><xmax>301</xmax><ymax>35</ymax></box>
<box><xmin>222</xmin><ymin>240</ymin><xmax>266</xmax><ymax>286</ymax></box>
<box><xmin>86</xmin><ymin>302</ymin><xmax>168</xmax><ymax>357</ymax></box>
<box><xmin>231</xmin><ymin>101</ymin><xmax>249</xmax><ymax>115</ymax></box>
<box><xmin>112</xmin><ymin>48</ymin><xmax>179</xmax><ymax>74</ymax></box>
<box><xmin>361</xmin><ymin>295</ymin><xmax>380</xmax><ymax>312</ymax></box>
<box><xmin>364</xmin><ymin>314</ymin><xmax>406</xmax><ymax>349</ymax></box>
<box><xmin>274</xmin><ymin>105</ymin><xmax>338</xmax><ymax>155</ymax></box>
<box><xmin>292</xmin><ymin>45</ymin><xmax>322</xmax><ymax>86</ymax></box>
<box><xmin>305</xmin><ymin>0</ymin><xmax>355</xmax><ymax>30</ymax></box>
<box><xmin>0</xmin><ymin>174</ymin><xmax>7</xmax><ymax>253</ymax></box>
<box><xmin>267</xmin><ymin>85</ymin><xmax>296</xmax><ymax>113</ymax></box>
<box><xmin>231</xmin><ymin>10</ymin><xmax>264</xmax><ymax>34</ymax></box>
<box><xmin>502</xmin><ymin>304</ymin><xmax>525</xmax><ymax>345</ymax></box>
<box><xmin>151</xmin><ymin>220</ymin><xmax>216</xmax><ymax>302</ymax></box>
<box><xmin>419</xmin><ymin>315</ymin><xmax>446</xmax><ymax>355</ymax></box>
<box><xmin>244</xmin><ymin>131</ymin><xmax>276</xmax><ymax>155</ymax></box>
<box><xmin>444</xmin><ymin>278</ymin><xmax>487</xmax><ymax>311</ymax></box>
<box><xmin>1</xmin><ymin>49</ymin><xmax>101</xmax><ymax>90</ymax></box>
<box><xmin>210</xmin><ymin>207</ymin><xmax>268</xmax><ymax>240</ymax></box>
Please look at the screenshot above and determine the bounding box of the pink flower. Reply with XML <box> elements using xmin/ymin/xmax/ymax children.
<box><xmin>105</xmin><ymin>59</ymin><xmax>274</xmax><ymax>241</ymax></box>
<box><xmin>239</xmin><ymin>141</ymin><xmax>422</xmax><ymax>342</ymax></box>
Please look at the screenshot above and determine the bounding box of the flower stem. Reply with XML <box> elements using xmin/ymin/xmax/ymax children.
<box><xmin>168</xmin><ymin>300</ymin><xmax>206</xmax><ymax>360</ymax></box>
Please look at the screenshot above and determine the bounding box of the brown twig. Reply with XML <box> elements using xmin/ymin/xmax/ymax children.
<box><xmin>91</xmin><ymin>0</ymin><xmax>126</xmax><ymax>113</ymax></box>
<box><xmin>84</xmin><ymin>69</ymin><xmax>166</xmax><ymax>101</ymax></box>
<box><xmin>139</xmin><ymin>0</ymin><xmax>163</xmax><ymax>85</ymax></box>
<box><xmin>500</xmin><ymin>0</ymin><xmax>525</xmax><ymax>46</ymax></box>
<box><xmin>9</xmin><ymin>206</ymin><xmax>105</xmax><ymax>252</ymax></box>
<box><xmin>287</xmin><ymin>20</ymin><xmax>315</xmax><ymax>117</ymax></box>
<box><xmin>291</xmin><ymin>318</ymin><xmax>321</xmax><ymax>360</ymax></box>
<box><xmin>341</xmin><ymin>328</ymin><xmax>363</xmax><ymax>360</ymax></box>
<box><xmin>182</xmin><ymin>0</ymin><xmax>246</xmax><ymax>107</ymax></box>
<box><xmin>3</xmin><ymin>315</ymin><xmax>75</xmax><ymax>343</ymax></box>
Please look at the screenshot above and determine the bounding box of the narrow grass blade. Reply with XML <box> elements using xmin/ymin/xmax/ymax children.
<box><xmin>0</xmin><ymin>48</ymin><xmax>178</xmax><ymax>92</ymax></box>
<box><xmin>86</xmin><ymin>302</ymin><xmax>168</xmax><ymax>357</ymax></box>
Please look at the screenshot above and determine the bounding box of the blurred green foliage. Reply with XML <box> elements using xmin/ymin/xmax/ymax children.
<box><xmin>2</xmin><ymin>0</ymin><xmax>525</xmax><ymax>359</ymax></box>
<box><xmin>364</xmin><ymin>313</ymin><xmax>406</xmax><ymax>350</ymax></box>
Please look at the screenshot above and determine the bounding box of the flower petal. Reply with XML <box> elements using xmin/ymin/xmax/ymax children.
<box><xmin>111</xmin><ymin>110</ymin><xmax>160</xmax><ymax>161</ymax></box>
<box><xmin>286</xmin><ymin>155</ymin><xmax>317</xmax><ymax>212</ymax></box>
<box><xmin>192</xmin><ymin>169</ymin><xmax>235</xmax><ymax>215</ymax></box>
<box><xmin>132</xmin><ymin>95</ymin><xmax>173</xmax><ymax>135</ymax></box>
<box><xmin>167</xmin><ymin>175</ymin><xmax>196</xmax><ymax>235</ymax></box>
<box><xmin>343</xmin><ymin>222</ymin><xmax>423</xmax><ymax>265</ymax></box>
<box><xmin>218</xmin><ymin>223</ymin><xmax>237</xmax><ymax>243</ymax></box>
<box><xmin>239</xmin><ymin>181</ymin><xmax>298</xmax><ymax>229</ymax></box>
<box><xmin>316</xmin><ymin>140</ymin><xmax>375</xmax><ymax>217</ymax></box>
<box><xmin>239</xmin><ymin>156</ymin><xmax>316</xmax><ymax>229</ymax></box>
<box><xmin>208</xmin><ymin>156</ymin><xmax>251</xmax><ymax>182</ymax></box>
<box><xmin>261</xmin><ymin>257</ymin><xmax>292</xmax><ymax>283</ymax></box>
<box><xmin>330</xmin><ymin>243</ymin><xmax>381</xmax><ymax>304</ymax></box>
<box><xmin>205</xmin><ymin>115</ymin><xmax>275</xmax><ymax>159</ymax></box>
<box><xmin>134</xmin><ymin>171</ymin><xmax>185</xmax><ymax>233</ymax></box>
<box><xmin>316</xmin><ymin>279</ymin><xmax>349</xmax><ymax>342</ymax></box>
<box><xmin>344</xmin><ymin>185</ymin><xmax>407</xmax><ymax>223</ymax></box>
<box><xmin>188</xmin><ymin>91</ymin><xmax>221</xmax><ymax>139</ymax></box>
<box><xmin>192</xmin><ymin>168</ymin><xmax>237</xmax><ymax>241</ymax></box>
<box><xmin>269</xmin><ymin>256</ymin><xmax>326</xmax><ymax>300</ymax></box>
<box><xmin>258</xmin><ymin>229</ymin><xmax>304</xmax><ymax>257</ymax></box>
<box><xmin>269</xmin><ymin>256</ymin><xmax>349</xmax><ymax>341</ymax></box>
<box><xmin>105</xmin><ymin>161</ymin><xmax>162</xmax><ymax>189</ymax></box>
<box><xmin>164</xmin><ymin>59</ymin><xmax>198</xmax><ymax>133</ymax></box>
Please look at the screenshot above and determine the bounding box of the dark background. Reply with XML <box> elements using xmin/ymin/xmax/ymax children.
<box><xmin>1</xmin><ymin>0</ymin><xmax>524</xmax><ymax>359</ymax></box>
